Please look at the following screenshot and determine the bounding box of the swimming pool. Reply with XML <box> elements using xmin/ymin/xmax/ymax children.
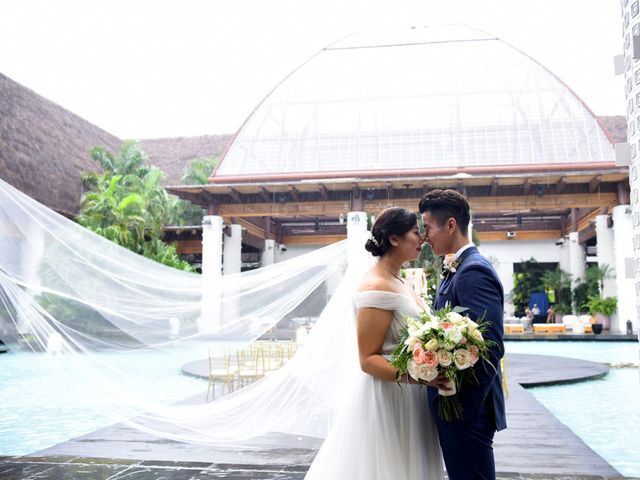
<box><xmin>504</xmin><ymin>341</ymin><xmax>640</xmax><ymax>477</ymax></box>
<box><xmin>1</xmin><ymin>341</ymin><xmax>638</xmax><ymax>477</ymax></box>
<box><xmin>0</xmin><ymin>346</ymin><xmax>208</xmax><ymax>457</ymax></box>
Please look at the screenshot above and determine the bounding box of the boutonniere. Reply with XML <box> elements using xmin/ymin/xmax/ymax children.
<box><xmin>442</xmin><ymin>253</ymin><xmax>459</xmax><ymax>274</ymax></box>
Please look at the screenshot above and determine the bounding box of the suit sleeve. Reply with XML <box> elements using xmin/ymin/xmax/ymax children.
<box><xmin>455</xmin><ymin>264</ymin><xmax>504</xmax><ymax>382</ymax></box>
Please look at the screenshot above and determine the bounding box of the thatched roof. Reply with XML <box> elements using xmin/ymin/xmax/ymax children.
<box><xmin>0</xmin><ymin>72</ymin><xmax>233</xmax><ymax>214</ymax></box>
<box><xmin>139</xmin><ymin>134</ymin><xmax>232</xmax><ymax>185</ymax></box>
<box><xmin>0</xmin><ymin>72</ymin><xmax>121</xmax><ymax>216</ymax></box>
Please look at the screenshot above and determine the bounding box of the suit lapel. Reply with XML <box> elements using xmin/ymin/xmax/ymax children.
<box><xmin>436</xmin><ymin>246</ymin><xmax>478</xmax><ymax>308</ymax></box>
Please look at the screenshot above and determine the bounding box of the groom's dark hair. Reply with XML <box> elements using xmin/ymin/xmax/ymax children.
<box><xmin>418</xmin><ymin>189</ymin><xmax>470</xmax><ymax>236</ymax></box>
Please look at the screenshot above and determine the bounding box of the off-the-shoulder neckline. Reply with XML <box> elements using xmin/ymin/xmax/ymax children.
<box><xmin>354</xmin><ymin>290</ymin><xmax>426</xmax><ymax>310</ymax></box>
<box><xmin>355</xmin><ymin>289</ymin><xmax>403</xmax><ymax>295</ymax></box>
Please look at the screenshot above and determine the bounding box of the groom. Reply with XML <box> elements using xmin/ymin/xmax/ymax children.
<box><xmin>419</xmin><ymin>189</ymin><xmax>506</xmax><ymax>480</ymax></box>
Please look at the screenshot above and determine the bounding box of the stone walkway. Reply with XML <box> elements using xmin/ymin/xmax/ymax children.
<box><xmin>1</xmin><ymin>353</ymin><xmax>637</xmax><ymax>479</ymax></box>
<box><xmin>0</xmin><ymin>456</ymin><xmax>636</xmax><ymax>480</ymax></box>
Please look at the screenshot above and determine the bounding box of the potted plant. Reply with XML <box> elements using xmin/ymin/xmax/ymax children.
<box><xmin>554</xmin><ymin>303</ymin><xmax>572</xmax><ymax>323</ymax></box>
<box><xmin>582</xmin><ymin>295</ymin><xmax>617</xmax><ymax>334</ymax></box>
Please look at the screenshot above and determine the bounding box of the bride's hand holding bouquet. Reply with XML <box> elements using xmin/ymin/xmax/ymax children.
<box><xmin>390</xmin><ymin>303</ymin><xmax>494</xmax><ymax>421</ymax></box>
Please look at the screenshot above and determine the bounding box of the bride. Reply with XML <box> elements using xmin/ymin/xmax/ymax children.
<box><xmin>305</xmin><ymin>207</ymin><xmax>446</xmax><ymax>479</ymax></box>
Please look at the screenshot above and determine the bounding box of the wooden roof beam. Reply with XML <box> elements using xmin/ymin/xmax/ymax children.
<box><xmin>319</xmin><ymin>184</ymin><xmax>329</xmax><ymax>201</ymax></box>
<box><xmin>288</xmin><ymin>185</ymin><xmax>300</xmax><ymax>202</ymax></box>
<box><xmin>589</xmin><ymin>175</ymin><xmax>602</xmax><ymax>193</ymax></box>
<box><xmin>490</xmin><ymin>178</ymin><xmax>498</xmax><ymax>196</ymax></box>
<box><xmin>228</xmin><ymin>188</ymin><xmax>241</xmax><ymax>203</ymax></box>
<box><xmin>218</xmin><ymin>192</ymin><xmax>618</xmax><ymax>217</ymax></box>
<box><xmin>556</xmin><ymin>176</ymin><xmax>567</xmax><ymax>194</ymax></box>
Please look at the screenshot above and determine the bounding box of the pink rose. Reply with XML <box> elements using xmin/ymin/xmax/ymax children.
<box><xmin>413</xmin><ymin>344</ymin><xmax>426</xmax><ymax>365</ymax></box>
<box><xmin>423</xmin><ymin>350</ymin><xmax>439</xmax><ymax>368</ymax></box>
<box><xmin>440</xmin><ymin>322</ymin><xmax>453</xmax><ymax>330</ymax></box>
<box><xmin>468</xmin><ymin>345</ymin><xmax>480</xmax><ymax>365</ymax></box>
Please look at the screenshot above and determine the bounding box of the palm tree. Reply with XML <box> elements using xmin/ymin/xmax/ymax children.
<box><xmin>78</xmin><ymin>141</ymin><xmax>195</xmax><ymax>271</ymax></box>
<box><xmin>585</xmin><ymin>264</ymin><xmax>614</xmax><ymax>296</ymax></box>
<box><xmin>541</xmin><ymin>267</ymin><xmax>572</xmax><ymax>306</ymax></box>
<box><xmin>181</xmin><ymin>156</ymin><xmax>218</xmax><ymax>185</ymax></box>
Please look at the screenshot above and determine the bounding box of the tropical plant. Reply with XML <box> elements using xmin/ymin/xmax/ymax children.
<box><xmin>78</xmin><ymin>141</ymin><xmax>196</xmax><ymax>272</ymax></box>
<box><xmin>585</xmin><ymin>264</ymin><xmax>614</xmax><ymax>296</ymax></box>
<box><xmin>181</xmin><ymin>156</ymin><xmax>218</xmax><ymax>185</ymax></box>
<box><xmin>511</xmin><ymin>258</ymin><xmax>552</xmax><ymax>313</ymax></box>
<box><xmin>554</xmin><ymin>303</ymin><xmax>573</xmax><ymax>315</ymax></box>
<box><xmin>582</xmin><ymin>295</ymin><xmax>618</xmax><ymax>317</ymax></box>
<box><xmin>573</xmin><ymin>264</ymin><xmax>610</xmax><ymax>313</ymax></box>
<box><xmin>541</xmin><ymin>267</ymin><xmax>572</xmax><ymax>306</ymax></box>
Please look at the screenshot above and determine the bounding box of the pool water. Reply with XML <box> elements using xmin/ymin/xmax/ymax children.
<box><xmin>504</xmin><ymin>341</ymin><xmax>640</xmax><ymax>477</ymax></box>
<box><xmin>0</xmin><ymin>346</ymin><xmax>207</xmax><ymax>456</ymax></box>
<box><xmin>1</xmin><ymin>341</ymin><xmax>638</xmax><ymax>477</ymax></box>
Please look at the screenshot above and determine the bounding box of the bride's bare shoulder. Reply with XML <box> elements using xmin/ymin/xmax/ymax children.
<box><xmin>356</xmin><ymin>269</ymin><xmax>395</xmax><ymax>294</ymax></box>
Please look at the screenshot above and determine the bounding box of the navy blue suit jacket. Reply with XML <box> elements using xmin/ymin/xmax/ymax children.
<box><xmin>430</xmin><ymin>246</ymin><xmax>507</xmax><ymax>431</ymax></box>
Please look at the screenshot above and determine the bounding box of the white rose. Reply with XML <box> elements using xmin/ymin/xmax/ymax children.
<box><xmin>437</xmin><ymin>349</ymin><xmax>453</xmax><ymax>367</ymax></box>
<box><xmin>425</xmin><ymin>338</ymin><xmax>439</xmax><ymax>352</ymax></box>
<box><xmin>406</xmin><ymin>360</ymin><xmax>438</xmax><ymax>382</ymax></box>
<box><xmin>404</xmin><ymin>324</ymin><xmax>422</xmax><ymax>347</ymax></box>
<box><xmin>405</xmin><ymin>334</ymin><xmax>420</xmax><ymax>348</ymax></box>
<box><xmin>465</xmin><ymin>318</ymin><xmax>479</xmax><ymax>331</ymax></box>
<box><xmin>407</xmin><ymin>360</ymin><xmax>419</xmax><ymax>381</ymax></box>
<box><xmin>417</xmin><ymin>364</ymin><xmax>439</xmax><ymax>382</ymax></box>
<box><xmin>445</xmin><ymin>327</ymin><xmax>463</xmax><ymax>345</ymax></box>
<box><xmin>471</xmin><ymin>329</ymin><xmax>484</xmax><ymax>341</ymax></box>
<box><xmin>446</xmin><ymin>312</ymin><xmax>464</xmax><ymax>324</ymax></box>
<box><xmin>453</xmin><ymin>349</ymin><xmax>472</xmax><ymax>370</ymax></box>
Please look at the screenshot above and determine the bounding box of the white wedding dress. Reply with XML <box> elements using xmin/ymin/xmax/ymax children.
<box><xmin>305</xmin><ymin>290</ymin><xmax>444</xmax><ymax>480</ymax></box>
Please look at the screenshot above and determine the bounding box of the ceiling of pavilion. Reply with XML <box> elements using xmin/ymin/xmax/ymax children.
<box><xmin>214</xmin><ymin>25</ymin><xmax>615</xmax><ymax>180</ymax></box>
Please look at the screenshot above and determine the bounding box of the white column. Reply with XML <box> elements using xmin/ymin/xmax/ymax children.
<box><xmin>347</xmin><ymin>211</ymin><xmax>370</xmax><ymax>272</ymax></box>
<box><xmin>613</xmin><ymin>205</ymin><xmax>636</xmax><ymax>332</ymax></box>
<box><xmin>200</xmin><ymin>215</ymin><xmax>223</xmax><ymax>331</ymax></box>
<box><xmin>567</xmin><ymin>232</ymin><xmax>585</xmax><ymax>289</ymax></box>
<box><xmin>223</xmin><ymin>224</ymin><xmax>242</xmax><ymax>274</ymax></box>
<box><xmin>262</xmin><ymin>239</ymin><xmax>276</xmax><ymax>266</ymax></box>
<box><xmin>558</xmin><ymin>239</ymin><xmax>570</xmax><ymax>278</ymax></box>
<box><xmin>595</xmin><ymin>214</ymin><xmax>616</xmax><ymax>298</ymax></box>
<box><xmin>619</xmin><ymin>0</ymin><xmax>639</xmax><ymax>345</ymax></box>
<box><xmin>497</xmin><ymin>261</ymin><xmax>515</xmax><ymax>317</ymax></box>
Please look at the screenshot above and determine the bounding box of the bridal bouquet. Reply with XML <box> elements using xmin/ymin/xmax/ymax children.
<box><xmin>390</xmin><ymin>304</ymin><xmax>493</xmax><ymax>421</ymax></box>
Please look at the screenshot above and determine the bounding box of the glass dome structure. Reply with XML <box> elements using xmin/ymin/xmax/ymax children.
<box><xmin>214</xmin><ymin>25</ymin><xmax>615</xmax><ymax>179</ymax></box>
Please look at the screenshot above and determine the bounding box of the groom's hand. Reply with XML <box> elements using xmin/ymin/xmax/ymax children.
<box><xmin>422</xmin><ymin>373</ymin><xmax>452</xmax><ymax>391</ymax></box>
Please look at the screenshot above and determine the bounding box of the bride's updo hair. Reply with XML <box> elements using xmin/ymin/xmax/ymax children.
<box><xmin>365</xmin><ymin>207</ymin><xmax>418</xmax><ymax>257</ymax></box>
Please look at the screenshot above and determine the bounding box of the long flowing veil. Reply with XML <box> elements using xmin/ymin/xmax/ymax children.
<box><xmin>0</xmin><ymin>177</ymin><xmax>372</xmax><ymax>446</ymax></box>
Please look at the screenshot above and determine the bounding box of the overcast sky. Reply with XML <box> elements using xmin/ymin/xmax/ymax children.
<box><xmin>0</xmin><ymin>0</ymin><xmax>627</xmax><ymax>139</ymax></box>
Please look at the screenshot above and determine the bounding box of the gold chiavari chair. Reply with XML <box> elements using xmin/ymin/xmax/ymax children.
<box><xmin>206</xmin><ymin>348</ymin><xmax>235</xmax><ymax>401</ymax></box>
<box><xmin>236</xmin><ymin>346</ymin><xmax>264</xmax><ymax>387</ymax></box>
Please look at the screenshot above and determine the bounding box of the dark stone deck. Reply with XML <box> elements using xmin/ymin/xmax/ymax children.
<box><xmin>1</xmin><ymin>353</ymin><xmax>637</xmax><ymax>479</ymax></box>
